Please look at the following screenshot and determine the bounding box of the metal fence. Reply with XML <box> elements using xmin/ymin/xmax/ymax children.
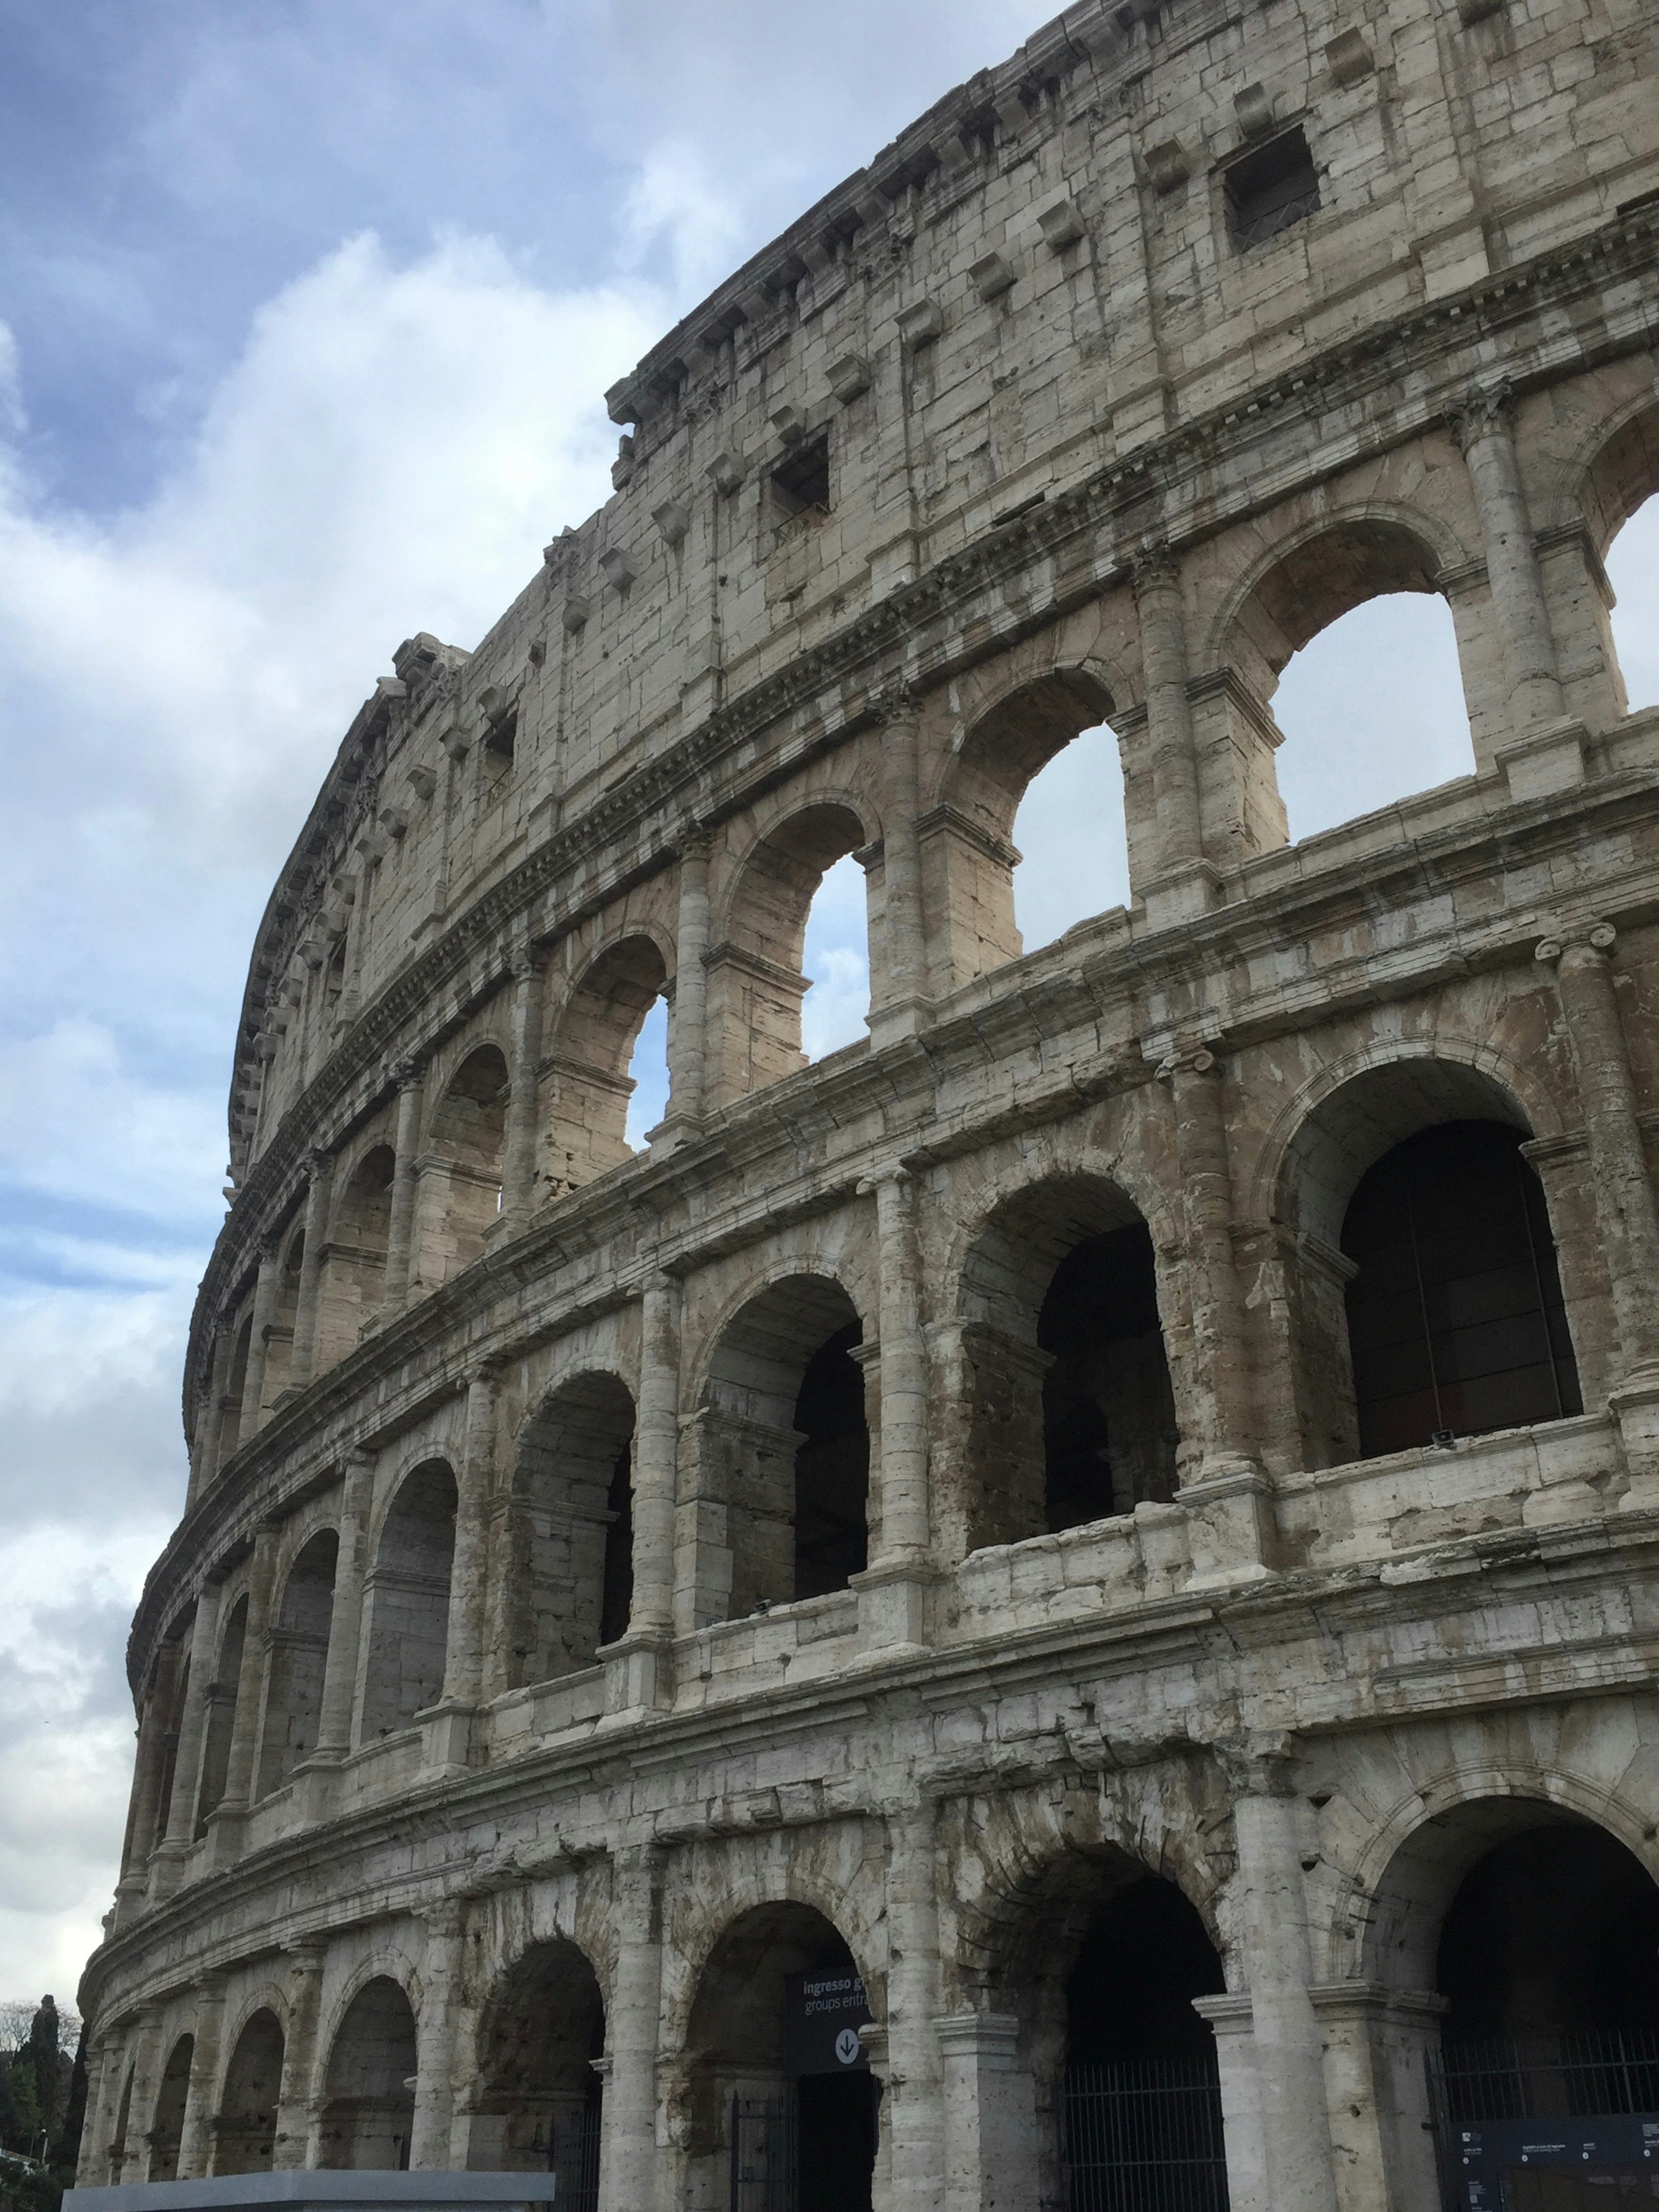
<box><xmin>730</xmin><ymin>2093</ymin><xmax>797</xmax><ymax>2212</ymax></box>
<box><xmin>1430</xmin><ymin>2029</ymin><xmax>1659</xmax><ymax>2125</ymax></box>
<box><xmin>1063</xmin><ymin>2055</ymin><xmax>1231</xmax><ymax>2212</ymax></box>
<box><xmin>550</xmin><ymin>2105</ymin><xmax>602</xmax><ymax>2212</ymax></box>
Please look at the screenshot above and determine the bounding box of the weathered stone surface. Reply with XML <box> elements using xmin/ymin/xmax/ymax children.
<box><xmin>79</xmin><ymin>0</ymin><xmax>1659</xmax><ymax>2206</ymax></box>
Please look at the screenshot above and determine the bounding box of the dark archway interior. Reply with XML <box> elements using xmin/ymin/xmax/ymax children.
<box><xmin>474</xmin><ymin>1939</ymin><xmax>605</xmax><ymax>2178</ymax></box>
<box><xmin>792</xmin><ymin>1320</ymin><xmax>869</xmax><ymax>1599</ymax></box>
<box><xmin>513</xmin><ymin>1374</ymin><xmax>637</xmax><ymax>1680</ymax></box>
<box><xmin>1341</xmin><ymin>1120</ymin><xmax>1582</xmax><ymax>1457</ymax></box>
<box><xmin>1439</xmin><ymin>1822</ymin><xmax>1659</xmax><ymax>2041</ymax></box>
<box><xmin>1066</xmin><ymin>1877</ymin><xmax>1226</xmax><ymax>2063</ymax></box>
<box><xmin>1040</xmin><ymin>1223</ymin><xmax>1178</xmax><ymax>1532</ymax></box>
<box><xmin>361</xmin><ymin>1461</ymin><xmax>456</xmax><ymax>1739</ymax></box>
<box><xmin>147</xmin><ymin>2035</ymin><xmax>193</xmax><ymax>2181</ymax></box>
<box><xmin>600</xmin><ymin>1441</ymin><xmax>633</xmax><ymax>1649</ymax></box>
<box><xmin>321</xmin><ymin>1977</ymin><xmax>417</xmax><ymax>2171</ymax></box>
<box><xmin>216</xmin><ymin>2009</ymin><xmax>284</xmax><ymax>2175</ymax></box>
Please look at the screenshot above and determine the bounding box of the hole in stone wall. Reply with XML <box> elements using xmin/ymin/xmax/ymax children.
<box><xmin>801</xmin><ymin>854</ymin><xmax>870</xmax><ymax>1060</ymax></box>
<box><xmin>1225</xmin><ymin>127</ymin><xmax>1320</xmax><ymax>249</ymax></box>
<box><xmin>1609</xmin><ymin>496</ymin><xmax>1659</xmax><ymax>712</ymax></box>
<box><xmin>1273</xmin><ymin>594</ymin><xmax>1476</xmax><ymax>839</ymax></box>
<box><xmin>1010</xmin><ymin>722</ymin><xmax>1130</xmax><ymax>950</ymax></box>
<box><xmin>771</xmin><ymin>434</ymin><xmax>831</xmax><ymax>521</ymax></box>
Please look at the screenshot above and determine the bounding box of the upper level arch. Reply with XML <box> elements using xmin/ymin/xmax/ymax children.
<box><xmin>419</xmin><ymin>1043</ymin><xmax>509</xmax><ymax>1282</ymax></box>
<box><xmin>505</xmin><ymin>1369</ymin><xmax>637</xmax><ymax>1688</ymax></box>
<box><xmin>545</xmin><ymin>933</ymin><xmax>671</xmax><ymax>1198</ymax></box>
<box><xmin>359</xmin><ymin>1457</ymin><xmax>457</xmax><ymax>1742</ymax></box>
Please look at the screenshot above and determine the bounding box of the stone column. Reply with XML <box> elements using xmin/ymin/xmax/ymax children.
<box><xmin>124</xmin><ymin>2008</ymin><xmax>165</xmax><ymax>2182</ymax></box>
<box><xmin>885</xmin><ymin>1804</ymin><xmax>944</xmax><ymax>2212</ymax></box>
<box><xmin>856</xmin><ymin>1168</ymin><xmax>935</xmax><ymax>1652</ymax></box>
<box><xmin>79</xmin><ymin>2030</ymin><xmax>120</xmax><ymax>2186</ymax></box>
<box><xmin>382</xmin><ymin>1064</ymin><xmax>425</xmax><ymax>1308</ymax></box>
<box><xmin>1538</xmin><ymin>925</ymin><xmax>1659</xmax><ymax>1379</ymax></box>
<box><xmin>121</xmin><ymin>1643</ymin><xmax>182</xmax><ymax>1883</ymax></box>
<box><xmin>176</xmin><ymin>1976</ymin><xmax>227</xmax><ymax>2179</ymax></box>
<box><xmin>213</xmin><ymin>1525</ymin><xmax>280</xmax><ymax>1824</ymax></box>
<box><xmin>410</xmin><ymin>1903</ymin><xmax>466</xmax><ymax>2169</ymax></box>
<box><xmin>502</xmin><ymin>951</ymin><xmax>546</xmax><ymax>1221</ymax></box>
<box><xmin>1227</xmin><ymin>1750</ymin><xmax>1340</xmax><ymax>2212</ymax></box>
<box><xmin>873</xmin><ymin>691</ymin><xmax>929</xmax><ymax>1037</ymax></box>
<box><xmin>634</xmin><ymin>1276</ymin><xmax>681</xmax><ymax>1638</ymax></box>
<box><xmin>272</xmin><ymin>1940</ymin><xmax>328</xmax><ymax>2170</ymax></box>
<box><xmin>666</xmin><ymin>832</ymin><xmax>712</xmax><ymax>1135</ymax></box>
<box><xmin>1133</xmin><ymin>549</ymin><xmax>1208</xmax><ymax>904</ymax></box>
<box><xmin>432</xmin><ymin>1368</ymin><xmax>497</xmax><ymax>1765</ymax></box>
<box><xmin>1160</xmin><ymin>1041</ymin><xmax>1274</xmax><ymax>1582</ymax></box>
<box><xmin>934</xmin><ymin>2014</ymin><xmax>1032</xmax><ymax>2212</ymax></box>
<box><xmin>288</xmin><ymin>1150</ymin><xmax>335</xmax><ymax>1390</ymax></box>
<box><xmin>310</xmin><ymin>1452</ymin><xmax>377</xmax><ymax>1761</ymax></box>
<box><xmin>187</xmin><ymin>1329</ymin><xmax>235</xmax><ymax>1509</ymax></box>
<box><xmin>604</xmin><ymin>1846</ymin><xmax>665</xmax><ymax>2212</ymax></box>
<box><xmin>157</xmin><ymin>1583</ymin><xmax>221</xmax><ymax>1862</ymax></box>
<box><xmin>1450</xmin><ymin>382</ymin><xmax>1566</xmax><ymax>730</ymax></box>
<box><xmin>238</xmin><ymin>1241</ymin><xmax>283</xmax><ymax>1440</ymax></box>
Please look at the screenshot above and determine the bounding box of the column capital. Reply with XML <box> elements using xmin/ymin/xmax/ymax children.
<box><xmin>510</xmin><ymin>943</ymin><xmax>544</xmax><ymax>983</ymax></box>
<box><xmin>1156</xmin><ymin>1035</ymin><xmax>1224</xmax><ymax>1082</ymax></box>
<box><xmin>1536</xmin><ymin>918</ymin><xmax>1617</xmax><ymax>963</ymax></box>
<box><xmin>1215</xmin><ymin>1730</ymin><xmax>1302</xmax><ymax>1798</ymax></box>
<box><xmin>1446</xmin><ymin>376</ymin><xmax>1515</xmax><ymax>453</ymax></box>
<box><xmin>871</xmin><ymin>677</ymin><xmax>921</xmax><ymax>727</ymax></box>
<box><xmin>416</xmin><ymin>1898</ymin><xmax>467</xmax><ymax>1941</ymax></box>
<box><xmin>1131</xmin><ymin>539</ymin><xmax>1181</xmax><ymax>596</ymax></box>
<box><xmin>671</xmin><ymin>819</ymin><xmax>715</xmax><ymax>862</ymax></box>
<box><xmin>857</xmin><ymin>1159</ymin><xmax>915</xmax><ymax>1197</ymax></box>
<box><xmin>391</xmin><ymin>1055</ymin><xmax>425</xmax><ymax>1091</ymax></box>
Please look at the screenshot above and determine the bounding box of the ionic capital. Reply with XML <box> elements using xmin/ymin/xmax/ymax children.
<box><xmin>1535</xmin><ymin>919</ymin><xmax>1616</xmax><ymax>965</ymax></box>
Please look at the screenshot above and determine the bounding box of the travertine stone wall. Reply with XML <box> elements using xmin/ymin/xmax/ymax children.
<box><xmin>80</xmin><ymin>0</ymin><xmax>1659</xmax><ymax>2207</ymax></box>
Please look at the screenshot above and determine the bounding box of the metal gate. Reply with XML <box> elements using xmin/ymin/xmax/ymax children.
<box><xmin>1063</xmin><ymin>2055</ymin><xmax>1231</xmax><ymax>2212</ymax></box>
<box><xmin>550</xmin><ymin>2103</ymin><xmax>602</xmax><ymax>2212</ymax></box>
<box><xmin>730</xmin><ymin>2092</ymin><xmax>797</xmax><ymax>2212</ymax></box>
<box><xmin>1428</xmin><ymin>2031</ymin><xmax>1659</xmax><ymax>2208</ymax></box>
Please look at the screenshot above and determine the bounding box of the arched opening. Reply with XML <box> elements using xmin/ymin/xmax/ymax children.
<box><xmin>219</xmin><ymin>1315</ymin><xmax>253</xmax><ymax>1468</ymax></box>
<box><xmin>195</xmin><ymin>1595</ymin><xmax>248</xmax><ymax>1834</ymax></box>
<box><xmin>1010</xmin><ymin>723</ymin><xmax>1131</xmax><ymax>952</ymax></box>
<box><xmin>359</xmin><ymin>1460</ymin><xmax>456</xmax><ymax>1741</ymax></box>
<box><xmin>1583</xmin><ymin>400</ymin><xmax>1659</xmax><ymax>719</ymax></box>
<box><xmin>549</xmin><ymin>938</ymin><xmax>669</xmax><ymax>1196</ymax></box>
<box><xmin>688</xmin><ymin>1276</ymin><xmax>869</xmax><ymax>1625</ymax></box>
<box><xmin>1227</xmin><ymin>520</ymin><xmax>1475</xmax><ymax>846</ymax></box>
<box><xmin>215</xmin><ymin>2009</ymin><xmax>284</xmax><ymax>2176</ymax></box>
<box><xmin>706</xmin><ymin>805</ymin><xmax>868</xmax><ymax>1109</ymax></box>
<box><xmin>684</xmin><ymin>1902</ymin><xmax>878</xmax><ymax>2212</ymax></box>
<box><xmin>319</xmin><ymin>1977</ymin><xmax>417</xmax><ymax>2170</ymax></box>
<box><xmin>955</xmin><ymin>1176</ymin><xmax>1176</xmax><ymax>1555</ymax></box>
<box><xmin>624</xmin><ymin>993</ymin><xmax>672</xmax><ymax>1150</ymax></box>
<box><xmin>256</xmin><ymin>1228</ymin><xmax>304</xmax><ymax>1407</ymax></box>
<box><xmin>931</xmin><ymin>671</ymin><xmax>1119</xmax><ymax>990</ymax></box>
<box><xmin>147</xmin><ymin>2034</ymin><xmax>193</xmax><ymax>2182</ymax></box>
<box><xmin>421</xmin><ymin>1046</ymin><xmax>509</xmax><ymax>1282</ymax></box>
<box><xmin>255</xmin><ymin>1530</ymin><xmax>338</xmax><ymax>1798</ymax></box>
<box><xmin>1368</xmin><ymin>1800</ymin><xmax>1659</xmax><ymax>2205</ymax></box>
<box><xmin>1341</xmin><ymin>1121</ymin><xmax>1582</xmax><ymax>1457</ymax></box>
<box><xmin>468</xmin><ymin>1939</ymin><xmax>605</xmax><ymax>2196</ymax></box>
<box><xmin>1275</xmin><ymin>1060</ymin><xmax>1583</xmax><ymax>1469</ymax></box>
<box><xmin>320</xmin><ymin>1144</ymin><xmax>396</xmax><ymax>1367</ymax></box>
<box><xmin>800</xmin><ymin>855</ymin><xmax>871</xmax><ymax>1063</ymax></box>
<box><xmin>507</xmin><ymin>1373</ymin><xmax>636</xmax><ymax>1689</ymax></box>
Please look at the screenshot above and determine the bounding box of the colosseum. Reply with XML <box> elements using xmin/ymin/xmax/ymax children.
<box><xmin>70</xmin><ymin>0</ymin><xmax>1659</xmax><ymax>2207</ymax></box>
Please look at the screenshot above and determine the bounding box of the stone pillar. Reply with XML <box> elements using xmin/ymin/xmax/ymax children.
<box><xmin>187</xmin><ymin>1329</ymin><xmax>235</xmax><ymax>1509</ymax></box>
<box><xmin>213</xmin><ymin>1525</ymin><xmax>280</xmax><ymax>1825</ymax></box>
<box><xmin>382</xmin><ymin>1064</ymin><xmax>425</xmax><ymax>1308</ymax></box>
<box><xmin>79</xmin><ymin>2030</ymin><xmax>120</xmax><ymax>2186</ymax></box>
<box><xmin>1450</xmin><ymin>382</ymin><xmax>1566</xmax><ymax>731</ymax></box>
<box><xmin>1190</xmin><ymin>1994</ymin><xmax>1266</xmax><ymax>2212</ymax></box>
<box><xmin>934</xmin><ymin>2013</ymin><xmax>1032</xmax><ymax>2212</ymax></box>
<box><xmin>176</xmin><ymin>1976</ymin><xmax>227</xmax><ymax>2179</ymax></box>
<box><xmin>410</xmin><ymin>1903</ymin><xmax>466</xmax><ymax>2169</ymax></box>
<box><xmin>666</xmin><ymin>832</ymin><xmax>712</xmax><ymax>1135</ymax></box>
<box><xmin>310</xmin><ymin>1452</ymin><xmax>377</xmax><ymax>1761</ymax></box>
<box><xmin>634</xmin><ymin>1275</ymin><xmax>681</xmax><ymax>1638</ymax></box>
<box><xmin>238</xmin><ymin>1242</ymin><xmax>283</xmax><ymax>1440</ymax></box>
<box><xmin>872</xmin><ymin>692</ymin><xmax>929</xmax><ymax>1040</ymax></box>
<box><xmin>121</xmin><ymin>1643</ymin><xmax>182</xmax><ymax>1884</ymax></box>
<box><xmin>156</xmin><ymin>1584</ymin><xmax>221</xmax><ymax>1865</ymax></box>
<box><xmin>123</xmin><ymin>2009</ymin><xmax>165</xmax><ymax>2182</ymax></box>
<box><xmin>432</xmin><ymin>1368</ymin><xmax>496</xmax><ymax>1766</ymax></box>
<box><xmin>502</xmin><ymin>951</ymin><xmax>546</xmax><ymax>1221</ymax></box>
<box><xmin>272</xmin><ymin>1940</ymin><xmax>328</xmax><ymax>2170</ymax></box>
<box><xmin>604</xmin><ymin>1845</ymin><xmax>665</xmax><ymax>2212</ymax></box>
<box><xmin>288</xmin><ymin>1150</ymin><xmax>335</xmax><ymax>1390</ymax></box>
<box><xmin>885</xmin><ymin>1804</ymin><xmax>944</xmax><ymax>2212</ymax></box>
<box><xmin>1227</xmin><ymin>1752</ymin><xmax>1340</xmax><ymax>2212</ymax></box>
<box><xmin>856</xmin><ymin>1168</ymin><xmax>935</xmax><ymax>1653</ymax></box>
<box><xmin>1160</xmin><ymin>1041</ymin><xmax>1274</xmax><ymax>1582</ymax></box>
<box><xmin>1133</xmin><ymin>549</ymin><xmax>1208</xmax><ymax>913</ymax></box>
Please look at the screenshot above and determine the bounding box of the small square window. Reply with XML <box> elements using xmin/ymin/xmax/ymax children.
<box><xmin>1226</xmin><ymin>127</ymin><xmax>1321</xmax><ymax>250</ymax></box>
<box><xmin>771</xmin><ymin>434</ymin><xmax>831</xmax><ymax>521</ymax></box>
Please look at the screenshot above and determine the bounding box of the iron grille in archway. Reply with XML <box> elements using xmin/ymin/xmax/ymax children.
<box><xmin>549</xmin><ymin>2103</ymin><xmax>601</xmax><ymax>2212</ymax></box>
<box><xmin>1063</xmin><ymin>2054</ymin><xmax>1230</xmax><ymax>2212</ymax></box>
<box><xmin>731</xmin><ymin>2095</ymin><xmax>796</xmax><ymax>2212</ymax></box>
<box><xmin>1428</xmin><ymin>2032</ymin><xmax>1659</xmax><ymax>2208</ymax></box>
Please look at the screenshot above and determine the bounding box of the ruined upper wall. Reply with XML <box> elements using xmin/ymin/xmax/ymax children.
<box><xmin>230</xmin><ymin>0</ymin><xmax>1658</xmax><ymax>1171</ymax></box>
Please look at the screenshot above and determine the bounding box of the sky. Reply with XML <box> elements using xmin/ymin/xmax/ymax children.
<box><xmin>0</xmin><ymin>0</ymin><xmax>1655</xmax><ymax>2005</ymax></box>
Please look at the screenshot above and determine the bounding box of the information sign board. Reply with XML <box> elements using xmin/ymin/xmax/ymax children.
<box><xmin>783</xmin><ymin>1973</ymin><xmax>872</xmax><ymax>2077</ymax></box>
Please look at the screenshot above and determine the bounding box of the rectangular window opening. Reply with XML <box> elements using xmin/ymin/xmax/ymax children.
<box><xmin>1225</xmin><ymin>127</ymin><xmax>1320</xmax><ymax>251</ymax></box>
<box><xmin>771</xmin><ymin>434</ymin><xmax>832</xmax><ymax>523</ymax></box>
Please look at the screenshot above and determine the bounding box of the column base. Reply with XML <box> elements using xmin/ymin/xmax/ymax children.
<box><xmin>851</xmin><ymin>1555</ymin><xmax>939</xmax><ymax>1657</ymax></box>
<box><xmin>1179</xmin><ymin>1459</ymin><xmax>1278</xmax><ymax>1590</ymax></box>
<box><xmin>645</xmin><ymin>1111</ymin><xmax>706</xmax><ymax>1156</ymax></box>
<box><xmin>1497</xmin><ymin>716</ymin><xmax>1589</xmax><ymax>802</ymax></box>
<box><xmin>202</xmin><ymin>1801</ymin><xmax>248</xmax><ymax>1872</ymax></box>
<box><xmin>289</xmin><ymin>1748</ymin><xmax>345</xmax><ymax>1825</ymax></box>
<box><xmin>416</xmin><ymin>1699</ymin><xmax>479</xmax><ymax>1777</ymax></box>
<box><xmin>599</xmin><ymin>1629</ymin><xmax>676</xmax><ymax>1719</ymax></box>
<box><xmin>1610</xmin><ymin>1365</ymin><xmax>1659</xmax><ymax>1508</ymax></box>
<box><xmin>1140</xmin><ymin>860</ymin><xmax>1224</xmax><ymax>930</ymax></box>
<box><xmin>146</xmin><ymin>1839</ymin><xmax>192</xmax><ymax>1905</ymax></box>
<box><xmin>867</xmin><ymin>993</ymin><xmax>935</xmax><ymax>1049</ymax></box>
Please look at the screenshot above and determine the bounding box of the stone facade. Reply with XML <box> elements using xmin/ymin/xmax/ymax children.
<box><xmin>77</xmin><ymin>0</ymin><xmax>1659</xmax><ymax>2207</ymax></box>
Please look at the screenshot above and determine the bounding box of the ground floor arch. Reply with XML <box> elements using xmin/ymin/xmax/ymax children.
<box><xmin>318</xmin><ymin>1977</ymin><xmax>418</xmax><ymax>2170</ymax></box>
<box><xmin>466</xmin><ymin>1937</ymin><xmax>605</xmax><ymax>2202</ymax></box>
<box><xmin>214</xmin><ymin>2008</ymin><xmax>284</xmax><ymax>2174</ymax></box>
<box><xmin>146</xmin><ymin>2034</ymin><xmax>193</xmax><ymax>2182</ymax></box>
